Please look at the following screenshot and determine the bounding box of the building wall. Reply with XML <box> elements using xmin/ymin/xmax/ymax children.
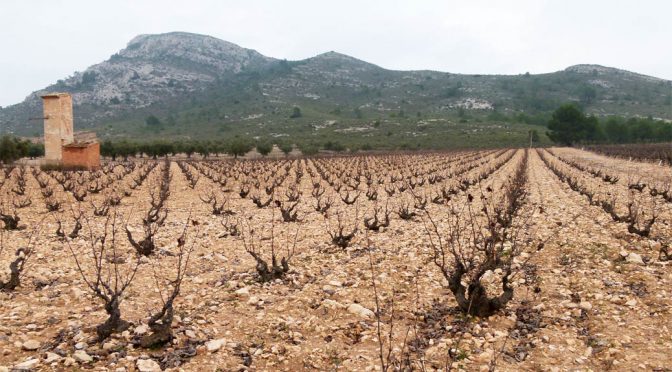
<box><xmin>42</xmin><ymin>94</ymin><xmax>74</xmax><ymax>161</ymax></box>
<box><xmin>62</xmin><ymin>143</ymin><xmax>100</xmax><ymax>169</ymax></box>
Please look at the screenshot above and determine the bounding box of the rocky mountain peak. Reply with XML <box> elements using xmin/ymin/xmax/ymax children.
<box><xmin>119</xmin><ymin>32</ymin><xmax>272</xmax><ymax>69</ymax></box>
<box><xmin>2</xmin><ymin>33</ymin><xmax>277</xmax><ymax>128</ymax></box>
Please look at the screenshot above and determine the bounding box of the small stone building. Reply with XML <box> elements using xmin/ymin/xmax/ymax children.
<box><xmin>62</xmin><ymin>132</ymin><xmax>101</xmax><ymax>169</ymax></box>
<box><xmin>41</xmin><ymin>93</ymin><xmax>100</xmax><ymax>169</ymax></box>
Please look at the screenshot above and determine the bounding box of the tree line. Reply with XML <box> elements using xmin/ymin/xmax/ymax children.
<box><xmin>0</xmin><ymin>135</ymin><xmax>44</xmax><ymax>164</ymax></box>
<box><xmin>0</xmin><ymin>134</ymin><xmax>350</xmax><ymax>164</ymax></box>
<box><xmin>547</xmin><ymin>103</ymin><xmax>672</xmax><ymax>146</ymax></box>
<box><xmin>100</xmin><ymin>138</ymin><xmax>297</xmax><ymax>160</ymax></box>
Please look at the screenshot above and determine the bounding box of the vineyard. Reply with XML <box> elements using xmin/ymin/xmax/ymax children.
<box><xmin>585</xmin><ymin>143</ymin><xmax>672</xmax><ymax>166</ymax></box>
<box><xmin>0</xmin><ymin>146</ymin><xmax>671</xmax><ymax>371</ymax></box>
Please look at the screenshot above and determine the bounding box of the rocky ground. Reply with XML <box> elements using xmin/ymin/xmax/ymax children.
<box><xmin>0</xmin><ymin>148</ymin><xmax>670</xmax><ymax>371</ymax></box>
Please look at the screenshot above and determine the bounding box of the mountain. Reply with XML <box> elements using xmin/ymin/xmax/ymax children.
<box><xmin>1</xmin><ymin>32</ymin><xmax>670</xmax><ymax>149</ymax></box>
<box><xmin>0</xmin><ymin>32</ymin><xmax>274</xmax><ymax>132</ymax></box>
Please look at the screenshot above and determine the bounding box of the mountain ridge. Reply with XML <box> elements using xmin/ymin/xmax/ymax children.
<box><xmin>1</xmin><ymin>32</ymin><xmax>670</xmax><ymax>146</ymax></box>
<box><xmin>563</xmin><ymin>64</ymin><xmax>665</xmax><ymax>82</ymax></box>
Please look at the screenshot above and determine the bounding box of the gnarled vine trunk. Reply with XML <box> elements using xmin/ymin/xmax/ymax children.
<box><xmin>97</xmin><ymin>296</ymin><xmax>130</xmax><ymax>341</ymax></box>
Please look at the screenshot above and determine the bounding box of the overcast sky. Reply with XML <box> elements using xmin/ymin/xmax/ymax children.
<box><xmin>1</xmin><ymin>0</ymin><xmax>670</xmax><ymax>107</ymax></box>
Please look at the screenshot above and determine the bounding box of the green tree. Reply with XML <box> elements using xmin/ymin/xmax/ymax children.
<box><xmin>0</xmin><ymin>135</ymin><xmax>19</xmax><ymax>164</ymax></box>
<box><xmin>584</xmin><ymin>115</ymin><xmax>603</xmax><ymax>142</ymax></box>
<box><xmin>547</xmin><ymin>104</ymin><xmax>593</xmax><ymax>145</ymax></box>
<box><xmin>324</xmin><ymin>141</ymin><xmax>345</xmax><ymax>152</ymax></box>
<box><xmin>145</xmin><ymin>115</ymin><xmax>162</xmax><ymax>129</ymax></box>
<box><xmin>101</xmin><ymin>140</ymin><xmax>117</xmax><ymax>160</ymax></box>
<box><xmin>656</xmin><ymin>122</ymin><xmax>672</xmax><ymax>141</ymax></box>
<box><xmin>290</xmin><ymin>106</ymin><xmax>302</xmax><ymax>118</ymax></box>
<box><xmin>137</xmin><ymin>143</ymin><xmax>149</xmax><ymax>158</ymax></box>
<box><xmin>161</xmin><ymin>142</ymin><xmax>175</xmax><ymax>158</ymax></box>
<box><xmin>210</xmin><ymin>141</ymin><xmax>225</xmax><ymax>157</ymax></box>
<box><xmin>278</xmin><ymin>142</ymin><xmax>293</xmax><ymax>156</ymax></box>
<box><xmin>116</xmin><ymin>141</ymin><xmax>137</xmax><ymax>160</ymax></box>
<box><xmin>196</xmin><ymin>142</ymin><xmax>211</xmax><ymax>158</ymax></box>
<box><xmin>256</xmin><ymin>141</ymin><xmax>273</xmax><ymax>157</ymax></box>
<box><xmin>226</xmin><ymin>137</ymin><xmax>253</xmax><ymax>158</ymax></box>
<box><xmin>604</xmin><ymin>117</ymin><xmax>630</xmax><ymax>143</ymax></box>
<box><xmin>144</xmin><ymin>141</ymin><xmax>173</xmax><ymax>159</ymax></box>
<box><xmin>15</xmin><ymin>138</ymin><xmax>29</xmax><ymax>158</ymax></box>
<box><xmin>298</xmin><ymin>142</ymin><xmax>319</xmax><ymax>156</ymax></box>
<box><xmin>360</xmin><ymin>143</ymin><xmax>373</xmax><ymax>151</ymax></box>
<box><xmin>529</xmin><ymin>130</ymin><xmax>540</xmax><ymax>144</ymax></box>
<box><xmin>183</xmin><ymin>142</ymin><xmax>197</xmax><ymax>158</ymax></box>
<box><xmin>631</xmin><ymin>119</ymin><xmax>654</xmax><ymax>141</ymax></box>
<box><xmin>27</xmin><ymin>143</ymin><xmax>44</xmax><ymax>159</ymax></box>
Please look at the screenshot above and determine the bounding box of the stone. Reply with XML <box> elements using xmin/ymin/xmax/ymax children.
<box><xmin>579</xmin><ymin>301</ymin><xmax>593</xmax><ymax>311</ymax></box>
<box><xmin>136</xmin><ymin>358</ymin><xmax>162</xmax><ymax>372</ymax></box>
<box><xmin>247</xmin><ymin>296</ymin><xmax>259</xmax><ymax>305</ymax></box>
<box><xmin>21</xmin><ymin>340</ymin><xmax>40</xmax><ymax>351</ymax></box>
<box><xmin>206</xmin><ymin>338</ymin><xmax>227</xmax><ymax>352</ymax></box>
<box><xmin>347</xmin><ymin>303</ymin><xmax>375</xmax><ymax>318</ymax></box>
<box><xmin>13</xmin><ymin>359</ymin><xmax>40</xmax><ymax>370</ymax></box>
<box><xmin>134</xmin><ymin>324</ymin><xmax>149</xmax><ymax>335</ymax></box>
<box><xmin>475</xmin><ymin>349</ymin><xmax>494</xmax><ymax>362</ymax></box>
<box><xmin>44</xmin><ymin>352</ymin><xmax>61</xmax><ymax>363</ymax></box>
<box><xmin>625</xmin><ymin>253</ymin><xmax>644</xmax><ymax>265</ymax></box>
<box><xmin>625</xmin><ymin>299</ymin><xmax>637</xmax><ymax>307</ymax></box>
<box><xmin>235</xmin><ymin>287</ymin><xmax>250</xmax><ymax>295</ymax></box>
<box><xmin>72</xmin><ymin>350</ymin><xmax>93</xmax><ymax>363</ymax></box>
<box><xmin>322</xmin><ymin>299</ymin><xmax>344</xmax><ymax>309</ymax></box>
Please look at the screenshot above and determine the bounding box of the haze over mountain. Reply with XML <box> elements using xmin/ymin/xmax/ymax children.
<box><xmin>1</xmin><ymin>32</ymin><xmax>670</xmax><ymax>147</ymax></box>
